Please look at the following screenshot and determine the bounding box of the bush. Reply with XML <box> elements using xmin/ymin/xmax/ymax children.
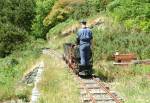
<box><xmin>32</xmin><ymin>0</ymin><xmax>57</xmax><ymax>39</ymax></box>
<box><xmin>107</xmin><ymin>0</ymin><xmax>150</xmax><ymax>33</ymax></box>
<box><xmin>0</xmin><ymin>39</ymin><xmax>44</xmax><ymax>101</ymax></box>
<box><xmin>0</xmin><ymin>0</ymin><xmax>36</xmax><ymax>57</ymax></box>
<box><xmin>0</xmin><ymin>23</ymin><xmax>29</xmax><ymax>57</ymax></box>
<box><xmin>43</xmin><ymin>0</ymin><xmax>84</xmax><ymax>27</ymax></box>
<box><xmin>0</xmin><ymin>0</ymin><xmax>35</xmax><ymax>31</ymax></box>
<box><xmin>93</xmin><ymin>28</ymin><xmax>150</xmax><ymax>61</ymax></box>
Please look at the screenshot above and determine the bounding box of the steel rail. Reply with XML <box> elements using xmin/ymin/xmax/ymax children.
<box><xmin>68</xmin><ymin>67</ymin><xmax>96</xmax><ymax>103</ymax></box>
<box><xmin>93</xmin><ymin>77</ymin><xmax>122</xmax><ymax>103</ymax></box>
<box><xmin>76</xmin><ymin>75</ymin><xmax>96</xmax><ymax>103</ymax></box>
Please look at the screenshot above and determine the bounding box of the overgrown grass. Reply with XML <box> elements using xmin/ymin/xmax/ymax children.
<box><xmin>114</xmin><ymin>75</ymin><xmax>150</xmax><ymax>103</ymax></box>
<box><xmin>38</xmin><ymin>55</ymin><xmax>80</xmax><ymax>103</ymax></box>
<box><xmin>111</xmin><ymin>65</ymin><xmax>150</xmax><ymax>103</ymax></box>
<box><xmin>93</xmin><ymin>26</ymin><xmax>150</xmax><ymax>61</ymax></box>
<box><xmin>94</xmin><ymin>63</ymin><xmax>150</xmax><ymax>103</ymax></box>
<box><xmin>0</xmin><ymin>39</ymin><xmax>45</xmax><ymax>101</ymax></box>
<box><xmin>107</xmin><ymin>0</ymin><xmax>150</xmax><ymax>33</ymax></box>
<box><xmin>46</xmin><ymin>19</ymin><xmax>77</xmax><ymax>39</ymax></box>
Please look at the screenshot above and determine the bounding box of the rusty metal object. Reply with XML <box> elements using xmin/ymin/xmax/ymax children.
<box><xmin>113</xmin><ymin>53</ymin><xmax>137</xmax><ymax>63</ymax></box>
<box><xmin>113</xmin><ymin>53</ymin><xmax>150</xmax><ymax>66</ymax></box>
<box><xmin>63</xmin><ymin>43</ymin><xmax>79</xmax><ymax>73</ymax></box>
<box><xmin>113</xmin><ymin>53</ymin><xmax>137</xmax><ymax>66</ymax></box>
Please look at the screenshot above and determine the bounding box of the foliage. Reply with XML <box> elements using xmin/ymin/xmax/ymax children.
<box><xmin>70</xmin><ymin>0</ymin><xmax>97</xmax><ymax>20</ymax></box>
<box><xmin>31</xmin><ymin>0</ymin><xmax>57</xmax><ymax>39</ymax></box>
<box><xmin>93</xmin><ymin>28</ymin><xmax>150</xmax><ymax>61</ymax></box>
<box><xmin>107</xmin><ymin>0</ymin><xmax>150</xmax><ymax>32</ymax></box>
<box><xmin>0</xmin><ymin>23</ymin><xmax>29</xmax><ymax>57</ymax></box>
<box><xmin>47</xmin><ymin>19</ymin><xmax>76</xmax><ymax>38</ymax></box>
<box><xmin>43</xmin><ymin>0</ymin><xmax>84</xmax><ymax>27</ymax></box>
<box><xmin>0</xmin><ymin>39</ymin><xmax>45</xmax><ymax>101</ymax></box>
<box><xmin>75</xmin><ymin>0</ymin><xmax>115</xmax><ymax>19</ymax></box>
<box><xmin>0</xmin><ymin>0</ymin><xmax>35</xmax><ymax>31</ymax></box>
<box><xmin>43</xmin><ymin>0</ymin><xmax>113</xmax><ymax>25</ymax></box>
<box><xmin>0</xmin><ymin>0</ymin><xmax>36</xmax><ymax>57</ymax></box>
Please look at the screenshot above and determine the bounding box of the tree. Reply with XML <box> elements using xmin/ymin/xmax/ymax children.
<box><xmin>31</xmin><ymin>0</ymin><xmax>57</xmax><ymax>39</ymax></box>
<box><xmin>0</xmin><ymin>0</ymin><xmax>35</xmax><ymax>57</ymax></box>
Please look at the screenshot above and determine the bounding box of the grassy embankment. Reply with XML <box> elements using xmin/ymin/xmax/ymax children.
<box><xmin>94</xmin><ymin>61</ymin><xmax>150</xmax><ymax>103</ymax></box>
<box><xmin>113</xmin><ymin>66</ymin><xmax>150</xmax><ymax>103</ymax></box>
<box><xmin>36</xmin><ymin>20</ymin><xmax>80</xmax><ymax>102</ymax></box>
<box><xmin>0</xmin><ymin>40</ymin><xmax>45</xmax><ymax>102</ymax></box>
<box><xmin>38</xmin><ymin>52</ymin><xmax>80</xmax><ymax>103</ymax></box>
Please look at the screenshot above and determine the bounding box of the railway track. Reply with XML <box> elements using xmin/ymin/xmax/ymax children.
<box><xmin>69</xmin><ymin>68</ymin><xmax>123</xmax><ymax>103</ymax></box>
<box><xmin>43</xmin><ymin>48</ymin><xmax>123</xmax><ymax>103</ymax></box>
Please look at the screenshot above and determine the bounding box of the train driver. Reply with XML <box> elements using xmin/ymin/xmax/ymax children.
<box><xmin>76</xmin><ymin>20</ymin><xmax>93</xmax><ymax>74</ymax></box>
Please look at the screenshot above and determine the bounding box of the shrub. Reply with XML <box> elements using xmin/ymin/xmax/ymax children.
<box><xmin>93</xmin><ymin>28</ymin><xmax>150</xmax><ymax>61</ymax></box>
<box><xmin>107</xmin><ymin>0</ymin><xmax>150</xmax><ymax>33</ymax></box>
<box><xmin>0</xmin><ymin>0</ymin><xmax>35</xmax><ymax>31</ymax></box>
<box><xmin>43</xmin><ymin>0</ymin><xmax>84</xmax><ymax>27</ymax></box>
<box><xmin>31</xmin><ymin>0</ymin><xmax>57</xmax><ymax>39</ymax></box>
<box><xmin>0</xmin><ymin>39</ymin><xmax>44</xmax><ymax>101</ymax></box>
<box><xmin>0</xmin><ymin>23</ymin><xmax>29</xmax><ymax>57</ymax></box>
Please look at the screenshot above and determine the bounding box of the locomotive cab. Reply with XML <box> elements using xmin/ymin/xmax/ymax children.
<box><xmin>63</xmin><ymin>43</ymin><xmax>93</xmax><ymax>76</ymax></box>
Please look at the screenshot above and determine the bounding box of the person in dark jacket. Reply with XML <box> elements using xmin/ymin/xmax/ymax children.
<box><xmin>76</xmin><ymin>20</ymin><xmax>93</xmax><ymax>75</ymax></box>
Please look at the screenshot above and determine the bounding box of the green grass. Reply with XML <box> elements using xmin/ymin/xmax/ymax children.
<box><xmin>38</xmin><ymin>55</ymin><xmax>80</xmax><ymax>103</ymax></box>
<box><xmin>0</xmin><ymin>40</ymin><xmax>45</xmax><ymax>101</ymax></box>
<box><xmin>114</xmin><ymin>75</ymin><xmax>150</xmax><ymax>103</ymax></box>
<box><xmin>94</xmin><ymin>63</ymin><xmax>150</xmax><ymax>103</ymax></box>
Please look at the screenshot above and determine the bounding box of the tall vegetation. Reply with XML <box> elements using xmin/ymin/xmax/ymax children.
<box><xmin>0</xmin><ymin>0</ymin><xmax>35</xmax><ymax>57</ymax></box>
<box><xmin>43</xmin><ymin>0</ymin><xmax>113</xmax><ymax>27</ymax></box>
<box><xmin>0</xmin><ymin>39</ymin><xmax>45</xmax><ymax>101</ymax></box>
<box><xmin>44</xmin><ymin>0</ymin><xmax>150</xmax><ymax>60</ymax></box>
<box><xmin>0</xmin><ymin>23</ymin><xmax>29</xmax><ymax>57</ymax></box>
<box><xmin>31</xmin><ymin>0</ymin><xmax>57</xmax><ymax>39</ymax></box>
<box><xmin>43</xmin><ymin>0</ymin><xmax>84</xmax><ymax>27</ymax></box>
<box><xmin>71</xmin><ymin>0</ymin><xmax>113</xmax><ymax>19</ymax></box>
<box><xmin>93</xmin><ymin>28</ymin><xmax>150</xmax><ymax>61</ymax></box>
<box><xmin>107</xmin><ymin>0</ymin><xmax>150</xmax><ymax>32</ymax></box>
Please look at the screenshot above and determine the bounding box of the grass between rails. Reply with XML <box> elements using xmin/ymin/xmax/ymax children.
<box><xmin>38</xmin><ymin>55</ymin><xmax>80</xmax><ymax>103</ymax></box>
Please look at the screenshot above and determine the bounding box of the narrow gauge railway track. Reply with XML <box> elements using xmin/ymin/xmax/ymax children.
<box><xmin>42</xmin><ymin>48</ymin><xmax>123</xmax><ymax>103</ymax></box>
<box><xmin>69</xmin><ymin>68</ymin><xmax>123</xmax><ymax>103</ymax></box>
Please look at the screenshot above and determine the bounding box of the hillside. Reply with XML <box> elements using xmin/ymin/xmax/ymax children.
<box><xmin>0</xmin><ymin>0</ymin><xmax>150</xmax><ymax>103</ymax></box>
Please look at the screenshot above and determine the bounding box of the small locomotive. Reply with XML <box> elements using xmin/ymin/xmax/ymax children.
<box><xmin>63</xmin><ymin>43</ymin><xmax>93</xmax><ymax>76</ymax></box>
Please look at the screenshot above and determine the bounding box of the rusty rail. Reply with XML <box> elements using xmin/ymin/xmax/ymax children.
<box><xmin>76</xmin><ymin>75</ymin><xmax>96</xmax><ymax>103</ymax></box>
<box><xmin>93</xmin><ymin>77</ymin><xmax>122</xmax><ymax>103</ymax></box>
<box><xmin>69</xmin><ymin>66</ymin><xmax>123</xmax><ymax>103</ymax></box>
<box><xmin>68</xmin><ymin>67</ymin><xmax>96</xmax><ymax>103</ymax></box>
